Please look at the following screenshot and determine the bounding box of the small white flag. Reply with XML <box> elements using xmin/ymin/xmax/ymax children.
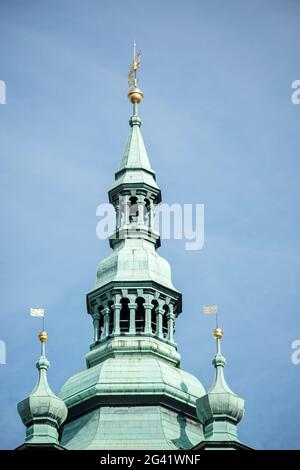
<box><xmin>203</xmin><ymin>305</ymin><xmax>218</xmax><ymax>315</ymax></box>
<box><xmin>30</xmin><ymin>308</ymin><xmax>45</xmax><ymax>317</ymax></box>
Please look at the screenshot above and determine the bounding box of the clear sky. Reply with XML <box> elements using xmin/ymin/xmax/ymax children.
<box><xmin>0</xmin><ymin>0</ymin><xmax>299</xmax><ymax>450</ymax></box>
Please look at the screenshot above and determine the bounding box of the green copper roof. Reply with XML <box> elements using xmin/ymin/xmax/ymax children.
<box><xmin>59</xmin><ymin>353</ymin><xmax>205</xmax><ymax>450</ymax></box>
<box><xmin>61</xmin><ymin>405</ymin><xmax>202</xmax><ymax>450</ymax></box>
<box><xmin>118</xmin><ymin>116</ymin><xmax>153</xmax><ymax>172</ymax></box>
<box><xmin>95</xmin><ymin>239</ymin><xmax>176</xmax><ymax>290</ymax></box>
<box><xmin>110</xmin><ymin>115</ymin><xmax>159</xmax><ymax>190</ymax></box>
<box><xmin>17</xmin><ymin>343</ymin><xmax>68</xmax><ymax>445</ymax></box>
<box><xmin>60</xmin><ymin>353</ymin><xmax>205</xmax><ymax>406</ymax></box>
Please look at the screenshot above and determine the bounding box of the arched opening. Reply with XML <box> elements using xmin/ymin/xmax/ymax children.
<box><xmin>135</xmin><ymin>297</ymin><xmax>145</xmax><ymax>333</ymax></box>
<box><xmin>151</xmin><ymin>300</ymin><xmax>158</xmax><ymax>335</ymax></box>
<box><xmin>120</xmin><ymin>298</ymin><xmax>130</xmax><ymax>333</ymax></box>
<box><xmin>129</xmin><ymin>196</ymin><xmax>138</xmax><ymax>223</ymax></box>
<box><xmin>108</xmin><ymin>301</ymin><xmax>114</xmax><ymax>335</ymax></box>
<box><xmin>163</xmin><ymin>305</ymin><xmax>169</xmax><ymax>339</ymax></box>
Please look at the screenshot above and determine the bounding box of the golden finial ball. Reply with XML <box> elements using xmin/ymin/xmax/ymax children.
<box><xmin>128</xmin><ymin>87</ymin><xmax>144</xmax><ymax>104</ymax></box>
<box><xmin>38</xmin><ymin>331</ymin><xmax>48</xmax><ymax>343</ymax></box>
<box><xmin>213</xmin><ymin>327</ymin><xmax>223</xmax><ymax>340</ymax></box>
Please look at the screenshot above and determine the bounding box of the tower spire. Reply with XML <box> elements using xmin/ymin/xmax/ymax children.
<box><xmin>85</xmin><ymin>44</ymin><xmax>181</xmax><ymax>369</ymax></box>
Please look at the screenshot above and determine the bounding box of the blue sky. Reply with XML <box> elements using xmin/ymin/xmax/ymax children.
<box><xmin>0</xmin><ymin>0</ymin><xmax>299</xmax><ymax>449</ymax></box>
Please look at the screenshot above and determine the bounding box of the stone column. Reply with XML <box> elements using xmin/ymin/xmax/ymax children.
<box><xmin>92</xmin><ymin>312</ymin><xmax>100</xmax><ymax>342</ymax></box>
<box><xmin>125</xmin><ymin>196</ymin><xmax>130</xmax><ymax>225</ymax></box>
<box><xmin>115</xmin><ymin>204</ymin><xmax>120</xmax><ymax>230</ymax></box>
<box><xmin>112</xmin><ymin>303</ymin><xmax>122</xmax><ymax>336</ymax></box>
<box><xmin>149</xmin><ymin>202</ymin><xmax>154</xmax><ymax>229</ymax></box>
<box><xmin>128</xmin><ymin>303</ymin><xmax>137</xmax><ymax>334</ymax></box>
<box><xmin>167</xmin><ymin>306</ymin><xmax>176</xmax><ymax>343</ymax></box>
<box><xmin>143</xmin><ymin>303</ymin><xmax>153</xmax><ymax>335</ymax></box>
<box><xmin>155</xmin><ymin>307</ymin><xmax>164</xmax><ymax>339</ymax></box>
<box><xmin>138</xmin><ymin>197</ymin><xmax>144</xmax><ymax>225</ymax></box>
<box><xmin>93</xmin><ymin>312</ymin><xmax>100</xmax><ymax>343</ymax></box>
<box><xmin>103</xmin><ymin>307</ymin><xmax>111</xmax><ymax>339</ymax></box>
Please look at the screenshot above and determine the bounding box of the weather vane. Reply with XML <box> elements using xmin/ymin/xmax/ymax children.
<box><xmin>128</xmin><ymin>40</ymin><xmax>142</xmax><ymax>89</ymax></box>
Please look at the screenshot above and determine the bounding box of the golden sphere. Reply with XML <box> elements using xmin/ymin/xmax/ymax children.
<box><xmin>213</xmin><ymin>327</ymin><xmax>223</xmax><ymax>340</ymax></box>
<box><xmin>39</xmin><ymin>331</ymin><xmax>48</xmax><ymax>343</ymax></box>
<box><xmin>128</xmin><ymin>87</ymin><xmax>144</xmax><ymax>104</ymax></box>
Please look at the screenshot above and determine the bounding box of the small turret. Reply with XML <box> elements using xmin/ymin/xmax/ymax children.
<box><xmin>17</xmin><ymin>331</ymin><xmax>67</xmax><ymax>449</ymax></box>
<box><xmin>195</xmin><ymin>327</ymin><xmax>251</xmax><ymax>450</ymax></box>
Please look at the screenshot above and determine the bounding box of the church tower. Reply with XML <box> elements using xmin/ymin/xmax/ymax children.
<box><xmin>58</xmin><ymin>48</ymin><xmax>206</xmax><ymax>450</ymax></box>
<box><xmin>17</xmin><ymin>49</ymin><xmax>249</xmax><ymax>450</ymax></box>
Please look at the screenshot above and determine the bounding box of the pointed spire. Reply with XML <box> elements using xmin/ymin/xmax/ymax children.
<box><xmin>17</xmin><ymin>331</ymin><xmax>67</xmax><ymax>447</ymax></box>
<box><xmin>196</xmin><ymin>327</ymin><xmax>245</xmax><ymax>443</ymax></box>
<box><xmin>116</xmin><ymin>107</ymin><xmax>155</xmax><ymax>175</ymax></box>
<box><xmin>109</xmin><ymin>44</ymin><xmax>160</xmax><ymax>194</ymax></box>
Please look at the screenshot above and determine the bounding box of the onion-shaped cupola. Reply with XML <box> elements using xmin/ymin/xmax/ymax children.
<box><xmin>17</xmin><ymin>331</ymin><xmax>68</xmax><ymax>449</ymax></box>
<box><xmin>196</xmin><ymin>328</ymin><xmax>246</xmax><ymax>447</ymax></box>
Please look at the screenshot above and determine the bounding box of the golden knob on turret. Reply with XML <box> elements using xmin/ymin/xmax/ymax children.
<box><xmin>128</xmin><ymin>87</ymin><xmax>144</xmax><ymax>104</ymax></box>
<box><xmin>38</xmin><ymin>331</ymin><xmax>48</xmax><ymax>343</ymax></box>
<box><xmin>213</xmin><ymin>327</ymin><xmax>223</xmax><ymax>340</ymax></box>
